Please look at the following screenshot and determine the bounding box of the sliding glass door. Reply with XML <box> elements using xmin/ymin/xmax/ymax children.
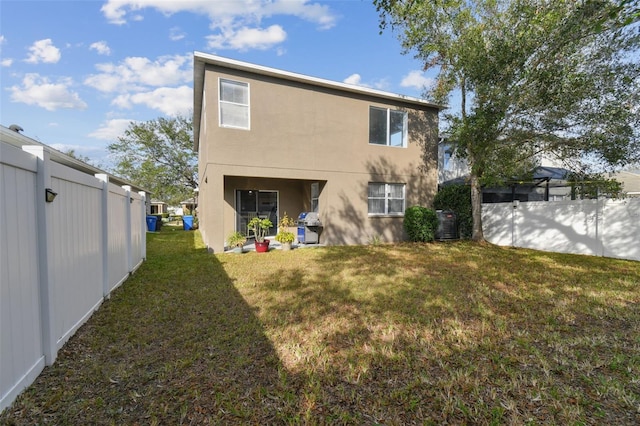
<box><xmin>235</xmin><ymin>190</ymin><xmax>278</xmax><ymax>236</ymax></box>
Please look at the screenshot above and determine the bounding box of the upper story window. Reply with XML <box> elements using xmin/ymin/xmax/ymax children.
<box><xmin>443</xmin><ymin>144</ymin><xmax>453</xmax><ymax>170</ymax></box>
<box><xmin>311</xmin><ymin>182</ymin><xmax>320</xmax><ymax>213</ymax></box>
<box><xmin>369</xmin><ymin>107</ymin><xmax>408</xmax><ymax>147</ymax></box>
<box><xmin>368</xmin><ymin>183</ymin><xmax>405</xmax><ymax>215</ymax></box>
<box><xmin>219</xmin><ymin>78</ymin><xmax>249</xmax><ymax>129</ymax></box>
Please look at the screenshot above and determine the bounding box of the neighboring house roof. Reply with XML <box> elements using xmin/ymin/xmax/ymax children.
<box><xmin>441</xmin><ymin>166</ymin><xmax>572</xmax><ymax>187</ymax></box>
<box><xmin>0</xmin><ymin>125</ymin><xmax>149</xmax><ymax>194</ymax></box>
<box><xmin>532</xmin><ymin>166</ymin><xmax>570</xmax><ymax>181</ymax></box>
<box><xmin>193</xmin><ymin>51</ymin><xmax>446</xmax><ymax>151</ymax></box>
<box><xmin>612</xmin><ymin>170</ymin><xmax>640</xmax><ymax>195</ymax></box>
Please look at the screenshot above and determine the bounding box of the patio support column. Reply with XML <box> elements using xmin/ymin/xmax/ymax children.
<box><xmin>214</xmin><ymin>172</ymin><xmax>226</xmax><ymax>253</ymax></box>
<box><xmin>545</xmin><ymin>179</ymin><xmax>550</xmax><ymax>201</ymax></box>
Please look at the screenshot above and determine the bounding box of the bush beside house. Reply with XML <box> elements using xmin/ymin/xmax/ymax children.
<box><xmin>403</xmin><ymin>206</ymin><xmax>439</xmax><ymax>242</ymax></box>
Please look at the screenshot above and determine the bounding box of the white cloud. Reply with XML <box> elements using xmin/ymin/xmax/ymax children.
<box><xmin>400</xmin><ymin>70</ymin><xmax>435</xmax><ymax>91</ymax></box>
<box><xmin>111</xmin><ymin>86</ymin><xmax>192</xmax><ymax>116</ymax></box>
<box><xmin>266</xmin><ymin>0</ymin><xmax>336</xmax><ymax>30</ymax></box>
<box><xmin>169</xmin><ymin>27</ymin><xmax>186</xmax><ymax>41</ymax></box>
<box><xmin>372</xmin><ymin>78</ymin><xmax>390</xmax><ymax>91</ymax></box>
<box><xmin>90</xmin><ymin>41</ymin><xmax>111</xmax><ymax>55</ymax></box>
<box><xmin>88</xmin><ymin>118</ymin><xmax>135</xmax><ymax>140</ymax></box>
<box><xmin>84</xmin><ymin>54</ymin><xmax>192</xmax><ymax>93</ymax></box>
<box><xmin>1</xmin><ymin>36</ymin><xmax>12</xmax><ymax>66</ymax></box>
<box><xmin>25</xmin><ymin>39</ymin><xmax>61</xmax><ymax>64</ymax></box>
<box><xmin>9</xmin><ymin>73</ymin><xmax>87</xmax><ymax>111</ymax></box>
<box><xmin>100</xmin><ymin>1</ymin><xmax>128</xmax><ymax>25</ymax></box>
<box><xmin>101</xmin><ymin>0</ymin><xmax>336</xmax><ymax>51</ymax></box>
<box><xmin>207</xmin><ymin>25</ymin><xmax>286</xmax><ymax>51</ymax></box>
<box><xmin>343</xmin><ymin>73</ymin><xmax>365</xmax><ymax>86</ymax></box>
<box><xmin>102</xmin><ymin>0</ymin><xmax>336</xmax><ymax>28</ymax></box>
<box><xmin>343</xmin><ymin>74</ymin><xmax>388</xmax><ymax>91</ymax></box>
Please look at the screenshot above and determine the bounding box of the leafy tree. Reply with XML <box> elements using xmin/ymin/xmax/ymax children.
<box><xmin>433</xmin><ymin>184</ymin><xmax>473</xmax><ymax>239</ymax></box>
<box><xmin>108</xmin><ymin>116</ymin><xmax>197</xmax><ymax>205</ymax></box>
<box><xmin>608</xmin><ymin>0</ymin><xmax>640</xmax><ymax>27</ymax></box>
<box><xmin>567</xmin><ymin>172</ymin><xmax>625</xmax><ymax>200</ymax></box>
<box><xmin>375</xmin><ymin>0</ymin><xmax>640</xmax><ymax>241</ymax></box>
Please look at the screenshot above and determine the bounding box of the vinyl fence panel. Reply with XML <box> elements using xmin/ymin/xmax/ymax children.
<box><xmin>108</xmin><ymin>185</ymin><xmax>130</xmax><ymax>292</ymax></box>
<box><xmin>0</xmin><ymin>138</ymin><xmax>147</xmax><ymax>412</ymax></box>
<box><xmin>0</xmin><ymin>144</ymin><xmax>45</xmax><ymax>414</ymax></box>
<box><xmin>48</xmin><ymin>163</ymin><xmax>104</xmax><ymax>352</ymax></box>
<box><xmin>130</xmin><ymin>194</ymin><xmax>145</xmax><ymax>270</ymax></box>
<box><xmin>601</xmin><ymin>199</ymin><xmax>640</xmax><ymax>261</ymax></box>
<box><xmin>483</xmin><ymin>198</ymin><xmax>640</xmax><ymax>261</ymax></box>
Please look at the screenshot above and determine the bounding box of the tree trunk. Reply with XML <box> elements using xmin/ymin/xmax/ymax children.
<box><xmin>462</xmin><ymin>78</ymin><xmax>485</xmax><ymax>241</ymax></box>
<box><xmin>470</xmin><ymin>172</ymin><xmax>485</xmax><ymax>241</ymax></box>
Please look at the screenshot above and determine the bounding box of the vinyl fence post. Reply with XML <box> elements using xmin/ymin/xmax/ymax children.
<box><xmin>122</xmin><ymin>185</ymin><xmax>133</xmax><ymax>273</ymax></box>
<box><xmin>96</xmin><ymin>174</ymin><xmax>110</xmax><ymax>297</ymax></box>
<box><xmin>511</xmin><ymin>199</ymin><xmax>520</xmax><ymax>247</ymax></box>
<box><xmin>139</xmin><ymin>191</ymin><xmax>147</xmax><ymax>260</ymax></box>
<box><xmin>22</xmin><ymin>146</ymin><xmax>57</xmax><ymax>366</ymax></box>
<box><xmin>596</xmin><ymin>197</ymin><xmax>605</xmax><ymax>257</ymax></box>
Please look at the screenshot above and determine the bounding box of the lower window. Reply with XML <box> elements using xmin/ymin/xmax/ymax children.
<box><xmin>368</xmin><ymin>183</ymin><xmax>405</xmax><ymax>215</ymax></box>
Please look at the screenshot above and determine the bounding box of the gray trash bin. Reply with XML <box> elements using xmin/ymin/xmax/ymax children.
<box><xmin>297</xmin><ymin>212</ymin><xmax>323</xmax><ymax>244</ymax></box>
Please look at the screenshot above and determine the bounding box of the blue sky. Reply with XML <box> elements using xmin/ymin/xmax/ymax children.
<box><xmin>0</xmin><ymin>0</ymin><xmax>440</xmax><ymax>167</ymax></box>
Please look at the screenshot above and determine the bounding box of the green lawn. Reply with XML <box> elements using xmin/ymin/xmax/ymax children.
<box><xmin>2</xmin><ymin>227</ymin><xmax>639</xmax><ymax>425</ymax></box>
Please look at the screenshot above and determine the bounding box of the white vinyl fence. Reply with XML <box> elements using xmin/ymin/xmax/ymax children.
<box><xmin>1</xmin><ymin>141</ymin><xmax>147</xmax><ymax>412</ymax></box>
<box><xmin>483</xmin><ymin>198</ymin><xmax>640</xmax><ymax>262</ymax></box>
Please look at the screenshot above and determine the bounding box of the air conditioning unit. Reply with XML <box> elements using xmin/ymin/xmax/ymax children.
<box><xmin>435</xmin><ymin>210</ymin><xmax>459</xmax><ymax>241</ymax></box>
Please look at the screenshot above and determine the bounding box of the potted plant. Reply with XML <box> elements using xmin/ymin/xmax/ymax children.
<box><xmin>248</xmin><ymin>217</ymin><xmax>273</xmax><ymax>253</ymax></box>
<box><xmin>227</xmin><ymin>231</ymin><xmax>246</xmax><ymax>254</ymax></box>
<box><xmin>274</xmin><ymin>212</ymin><xmax>296</xmax><ymax>251</ymax></box>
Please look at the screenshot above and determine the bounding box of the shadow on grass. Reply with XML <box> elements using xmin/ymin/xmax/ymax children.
<box><xmin>4</xmin><ymin>231</ymin><xmax>639</xmax><ymax>425</ymax></box>
<box><xmin>0</xmin><ymin>228</ymin><xmax>297</xmax><ymax>425</ymax></box>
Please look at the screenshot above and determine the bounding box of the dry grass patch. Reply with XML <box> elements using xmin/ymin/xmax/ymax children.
<box><xmin>1</xmin><ymin>230</ymin><xmax>639</xmax><ymax>425</ymax></box>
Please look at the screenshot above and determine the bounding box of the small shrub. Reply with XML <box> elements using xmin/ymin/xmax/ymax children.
<box><xmin>275</xmin><ymin>212</ymin><xmax>296</xmax><ymax>244</ymax></box>
<box><xmin>403</xmin><ymin>206</ymin><xmax>439</xmax><ymax>242</ymax></box>
<box><xmin>433</xmin><ymin>184</ymin><xmax>472</xmax><ymax>239</ymax></box>
<box><xmin>248</xmin><ymin>217</ymin><xmax>273</xmax><ymax>243</ymax></box>
<box><xmin>227</xmin><ymin>231</ymin><xmax>246</xmax><ymax>248</ymax></box>
<box><xmin>368</xmin><ymin>234</ymin><xmax>382</xmax><ymax>246</ymax></box>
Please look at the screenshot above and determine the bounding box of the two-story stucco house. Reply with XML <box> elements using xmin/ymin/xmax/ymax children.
<box><xmin>193</xmin><ymin>52</ymin><xmax>443</xmax><ymax>253</ymax></box>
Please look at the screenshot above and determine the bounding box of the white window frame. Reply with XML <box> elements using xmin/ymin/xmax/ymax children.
<box><xmin>369</xmin><ymin>106</ymin><xmax>408</xmax><ymax>148</ymax></box>
<box><xmin>368</xmin><ymin>183</ymin><xmax>406</xmax><ymax>216</ymax></box>
<box><xmin>219</xmin><ymin>78</ymin><xmax>250</xmax><ymax>130</ymax></box>
<box><xmin>311</xmin><ymin>182</ymin><xmax>320</xmax><ymax>213</ymax></box>
<box><xmin>443</xmin><ymin>145</ymin><xmax>453</xmax><ymax>170</ymax></box>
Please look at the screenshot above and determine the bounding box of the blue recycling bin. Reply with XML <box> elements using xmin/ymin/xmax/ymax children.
<box><xmin>183</xmin><ymin>215</ymin><xmax>194</xmax><ymax>230</ymax></box>
<box><xmin>146</xmin><ymin>215</ymin><xmax>157</xmax><ymax>232</ymax></box>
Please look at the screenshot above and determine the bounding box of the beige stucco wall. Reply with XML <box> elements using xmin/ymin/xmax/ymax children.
<box><xmin>197</xmin><ymin>63</ymin><xmax>439</xmax><ymax>252</ymax></box>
